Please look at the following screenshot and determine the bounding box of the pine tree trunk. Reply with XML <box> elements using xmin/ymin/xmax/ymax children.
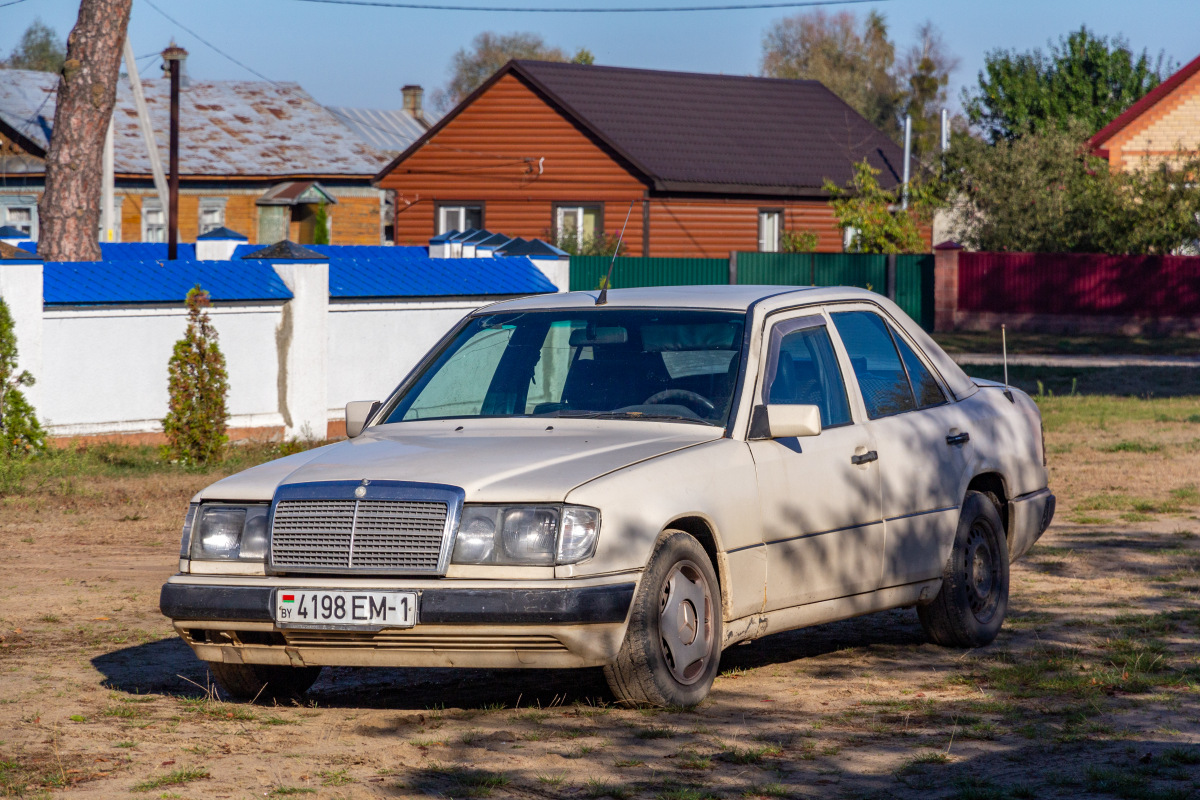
<box><xmin>37</xmin><ymin>0</ymin><xmax>132</xmax><ymax>262</ymax></box>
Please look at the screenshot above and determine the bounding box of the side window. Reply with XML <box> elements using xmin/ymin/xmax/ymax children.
<box><xmin>763</xmin><ymin>321</ymin><xmax>852</xmax><ymax>428</ymax></box>
<box><xmin>892</xmin><ymin>327</ymin><xmax>947</xmax><ymax>408</ymax></box>
<box><xmin>831</xmin><ymin>311</ymin><xmax>916</xmax><ymax>419</ymax></box>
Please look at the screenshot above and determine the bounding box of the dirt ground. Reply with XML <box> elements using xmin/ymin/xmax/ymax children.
<box><xmin>2</xmin><ymin>399</ymin><xmax>1200</xmax><ymax>799</ymax></box>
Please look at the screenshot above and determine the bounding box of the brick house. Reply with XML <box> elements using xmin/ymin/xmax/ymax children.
<box><xmin>0</xmin><ymin>70</ymin><xmax>427</xmax><ymax>245</ymax></box>
<box><xmin>1089</xmin><ymin>52</ymin><xmax>1200</xmax><ymax>171</ymax></box>
<box><xmin>376</xmin><ymin>60</ymin><xmax>909</xmax><ymax>257</ymax></box>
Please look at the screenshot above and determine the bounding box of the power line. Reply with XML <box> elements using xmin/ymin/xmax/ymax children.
<box><xmin>0</xmin><ymin>0</ymin><xmax>32</xmax><ymax>9</ymax></box>
<box><xmin>284</xmin><ymin>0</ymin><xmax>882</xmax><ymax>11</ymax></box>
<box><xmin>139</xmin><ymin>0</ymin><xmax>446</xmax><ymax>151</ymax></box>
<box><xmin>142</xmin><ymin>0</ymin><xmax>279</xmax><ymax>85</ymax></box>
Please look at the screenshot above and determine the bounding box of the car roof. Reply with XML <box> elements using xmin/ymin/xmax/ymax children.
<box><xmin>481</xmin><ymin>284</ymin><xmax>879</xmax><ymax>313</ymax></box>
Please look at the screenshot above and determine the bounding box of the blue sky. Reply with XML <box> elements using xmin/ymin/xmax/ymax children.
<box><xmin>1</xmin><ymin>0</ymin><xmax>1196</xmax><ymax>115</ymax></box>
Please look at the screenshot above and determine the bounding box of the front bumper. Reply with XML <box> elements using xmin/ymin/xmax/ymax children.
<box><xmin>161</xmin><ymin>580</ymin><xmax>636</xmax><ymax>669</ymax></box>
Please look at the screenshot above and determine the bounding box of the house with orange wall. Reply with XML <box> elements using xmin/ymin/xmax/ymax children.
<box><xmin>1089</xmin><ymin>52</ymin><xmax>1200</xmax><ymax>171</ymax></box>
<box><xmin>376</xmin><ymin>60</ymin><xmax>910</xmax><ymax>257</ymax></box>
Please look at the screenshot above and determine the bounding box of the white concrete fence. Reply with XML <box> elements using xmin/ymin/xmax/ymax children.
<box><xmin>0</xmin><ymin>253</ymin><xmax>566</xmax><ymax>442</ymax></box>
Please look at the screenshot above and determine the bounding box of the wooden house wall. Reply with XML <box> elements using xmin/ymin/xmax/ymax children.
<box><xmin>379</xmin><ymin>73</ymin><xmax>647</xmax><ymax>251</ymax></box>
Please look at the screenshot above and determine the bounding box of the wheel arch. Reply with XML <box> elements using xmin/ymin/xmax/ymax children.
<box><xmin>663</xmin><ymin>514</ymin><xmax>730</xmax><ymax>619</ymax></box>
<box><xmin>966</xmin><ymin>472</ymin><xmax>1009</xmax><ymax>539</ymax></box>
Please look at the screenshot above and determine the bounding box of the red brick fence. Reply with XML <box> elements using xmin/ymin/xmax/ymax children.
<box><xmin>934</xmin><ymin>243</ymin><xmax>1200</xmax><ymax>334</ymax></box>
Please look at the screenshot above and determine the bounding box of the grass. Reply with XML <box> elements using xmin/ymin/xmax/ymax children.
<box><xmin>585</xmin><ymin>778</ymin><xmax>633</xmax><ymax>799</ymax></box>
<box><xmin>130</xmin><ymin>766</ymin><xmax>209</xmax><ymax>792</ymax></box>
<box><xmin>720</xmin><ymin>744</ymin><xmax>781</xmax><ymax>764</ymax></box>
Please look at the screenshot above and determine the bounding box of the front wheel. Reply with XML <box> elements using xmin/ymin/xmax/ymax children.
<box><xmin>604</xmin><ymin>531</ymin><xmax>722</xmax><ymax>707</ymax></box>
<box><xmin>918</xmin><ymin>491</ymin><xmax>1009</xmax><ymax>648</ymax></box>
<box><xmin>207</xmin><ymin>661</ymin><xmax>323</xmax><ymax>703</ymax></box>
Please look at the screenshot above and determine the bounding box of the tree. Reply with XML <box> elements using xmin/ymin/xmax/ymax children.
<box><xmin>945</xmin><ymin>122</ymin><xmax>1200</xmax><ymax>254</ymax></box>
<box><xmin>313</xmin><ymin>203</ymin><xmax>330</xmax><ymax>245</ymax></box>
<box><xmin>761</xmin><ymin>10</ymin><xmax>900</xmax><ymax>138</ymax></box>
<box><xmin>436</xmin><ymin>32</ymin><xmax>593</xmax><ymax>110</ymax></box>
<box><xmin>0</xmin><ymin>296</ymin><xmax>43</xmax><ymax>457</ymax></box>
<box><xmin>899</xmin><ymin>22</ymin><xmax>959</xmax><ymax>162</ymax></box>
<box><xmin>964</xmin><ymin>27</ymin><xmax>1170</xmax><ymax>142</ymax></box>
<box><xmin>1</xmin><ymin>20</ymin><xmax>66</xmax><ymax>73</ymax></box>
<box><xmin>162</xmin><ymin>287</ymin><xmax>229</xmax><ymax>466</ymax></box>
<box><xmin>37</xmin><ymin>0</ymin><xmax>132</xmax><ymax>263</ymax></box>
<box><xmin>823</xmin><ymin>160</ymin><xmax>939</xmax><ymax>254</ymax></box>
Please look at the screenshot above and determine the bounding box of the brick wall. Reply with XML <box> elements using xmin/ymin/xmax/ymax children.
<box><xmin>1105</xmin><ymin>68</ymin><xmax>1200</xmax><ymax>171</ymax></box>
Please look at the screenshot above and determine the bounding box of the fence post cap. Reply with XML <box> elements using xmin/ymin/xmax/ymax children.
<box><xmin>934</xmin><ymin>240</ymin><xmax>964</xmax><ymax>251</ymax></box>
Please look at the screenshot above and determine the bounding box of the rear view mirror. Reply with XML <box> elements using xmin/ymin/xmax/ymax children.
<box><xmin>345</xmin><ymin>400</ymin><xmax>381</xmax><ymax>439</ymax></box>
<box><xmin>766</xmin><ymin>404</ymin><xmax>822</xmax><ymax>438</ymax></box>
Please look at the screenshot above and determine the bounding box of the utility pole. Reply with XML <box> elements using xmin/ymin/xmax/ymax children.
<box><xmin>901</xmin><ymin>114</ymin><xmax>912</xmax><ymax>211</ymax></box>
<box><xmin>123</xmin><ymin>39</ymin><xmax>168</xmax><ymax>216</ymax></box>
<box><xmin>162</xmin><ymin>43</ymin><xmax>187</xmax><ymax>260</ymax></box>
<box><xmin>101</xmin><ymin>110</ymin><xmax>115</xmax><ymax>242</ymax></box>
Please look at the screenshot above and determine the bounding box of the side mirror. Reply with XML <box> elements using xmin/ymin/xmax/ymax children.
<box><xmin>345</xmin><ymin>400</ymin><xmax>381</xmax><ymax>439</ymax></box>
<box><xmin>756</xmin><ymin>404</ymin><xmax>822</xmax><ymax>439</ymax></box>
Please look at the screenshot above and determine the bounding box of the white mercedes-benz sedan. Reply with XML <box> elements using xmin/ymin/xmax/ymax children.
<box><xmin>161</xmin><ymin>285</ymin><xmax>1054</xmax><ymax>707</ymax></box>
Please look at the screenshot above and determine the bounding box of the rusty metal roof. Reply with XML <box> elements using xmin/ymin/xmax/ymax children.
<box><xmin>325</xmin><ymin>106</ymin><xmax>428</xmax><ymax>155</ymax></box>
<box><xmin>0</xmin><ymin>69</ymin><xmax>391</xmax><ymax>179</ymax></box>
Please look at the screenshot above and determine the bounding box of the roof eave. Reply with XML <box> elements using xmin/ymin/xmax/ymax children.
<box><xmin>1088</xmin><ymin>51</ymin><xmax>1200</xmax><ymax>151</ymax></box>
<box><xmin>653</xmin><ymin>180</ymin><xmax>834</xmax><ymax>199</ymax></box>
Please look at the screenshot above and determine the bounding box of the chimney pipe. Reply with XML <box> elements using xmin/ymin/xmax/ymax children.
<box><xmin>402</xmin><ymin>85</ymin><xmax>424</xmax><ymax>121</ymax></box>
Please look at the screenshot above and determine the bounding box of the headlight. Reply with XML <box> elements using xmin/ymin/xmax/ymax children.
<box><xmin>452</xmin><ymin>504</ymin><xmax>600</xmax><ymax>566</ymax></box>
<box><xmin>189</xmin><ymin>504</ymin><xmax>270</xmax><ymax>561</ymax></box>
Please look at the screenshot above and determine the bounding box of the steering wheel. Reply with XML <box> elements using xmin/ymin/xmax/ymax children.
<box><xmin>644</xmin><ymin>389</ymin><xmax>717</xmax><ymax>416</ymax></box>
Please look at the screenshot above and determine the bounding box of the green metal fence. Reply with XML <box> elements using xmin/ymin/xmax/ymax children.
<box><xmin>567</xmin><ymin>252</ymin><xmax>935</xmax><ymax>330</ymax></box>
<box><xmin>568</xmin><ymin>256</ymin><xmax>727</xmax><ymax>291</ymax></box>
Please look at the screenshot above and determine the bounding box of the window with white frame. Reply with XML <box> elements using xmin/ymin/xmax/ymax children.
<box><xmin>142</xmin><ymin>198</ymin><xmax>165</xmax><ymax>243</ymax></box>
<box><xmin>758</xmin><ymin>209</ymin><xmax>782</xmax><ymax>252</ymax></box>
<box><xmin>555</xmin><ymin>205</ymin><xmax>602</xmax><ymax>251</ymax></box>
<box><xmin>437</xmin><ymin>204</ymin><xmax>483</xmax><ymax>234</ymax></box>
<box><xmin>198</xmin><ymin>197</ymin><xmax>227</xmax><ymax>235</ymax></box>
<box><xmin>0</xmin><ymin>199</ymin><xmax>38</xmax><ymax>239</ymax></box>
<box><xmin>97</xmin><ymin>196</ymin><xmax>123</xmax><ymax>242</ymax></box>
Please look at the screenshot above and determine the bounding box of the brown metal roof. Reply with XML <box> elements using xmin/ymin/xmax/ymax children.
<box><xmin>380</xmin><ymin>60</ymin><xmax>906</xmax><ymax>196</ymax></box>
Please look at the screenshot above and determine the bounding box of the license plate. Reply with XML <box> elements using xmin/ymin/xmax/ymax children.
<box><xmin>274</xmin><ymin>590</ymin><xmax>417</xmax><ymax>630</ymax></box>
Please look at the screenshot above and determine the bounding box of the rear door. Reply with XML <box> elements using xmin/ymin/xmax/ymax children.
<box><xmin>827</xmin><ymin>307</ymin><xmax>971</xmax><ymax>587</ymax></box>
<box><xmin>747</xmin><ymin>312</ymin><xmax>885</xmax><ymax>610</ymax></box>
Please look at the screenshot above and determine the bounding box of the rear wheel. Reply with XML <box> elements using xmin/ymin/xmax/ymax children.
<box><xmin>918</xmin><ymin>491</ymin><xmax>1009</xmax><ymax>647</ymax></box>
<box><xmin>207</xmin><ymin>661</ymin><xmax>323</xmax><ymax>703</ymax></box>
<box><xmin>604</xmin><ymin>530</ymin><xmax>722</xmax><ymax>707</ymax></box>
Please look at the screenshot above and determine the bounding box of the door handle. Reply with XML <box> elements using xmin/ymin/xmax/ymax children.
<box><xmin>851</xmin><ymin>450</ymin><xmax>878</xmax><ymax>465</ymax></box>
<box><xmin>946</xmin><ymin>432</ymin><xmax>971</xmax><ymax>446</ymax></box>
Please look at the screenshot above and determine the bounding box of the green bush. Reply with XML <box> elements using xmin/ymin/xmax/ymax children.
<box><xmin>0</xmin><ymin>295</ymin><xmax>44</xmax><ymax>458</ymax></box>
<box><xmin>162</xmin><ymin>286</ymin><xmax>229</xmax><ymax>465</ymax></box>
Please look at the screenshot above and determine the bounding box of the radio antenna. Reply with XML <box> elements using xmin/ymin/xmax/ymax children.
<box><xmin>595</xmin><ymin>200</ymin><xmax>635</xmax><ymax>306</ymax></box>
<box><xmin>1001</xmin><ymin>324</ymin><xmax>1014</xmax><ymax>403</ymax></box>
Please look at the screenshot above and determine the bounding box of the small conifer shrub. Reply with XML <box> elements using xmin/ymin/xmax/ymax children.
<box><xmin>162</xmin><ymin>286</ymin><xmax>229</xmax><ymax>465</ymax></box>
<box><xmin>0</xmin><ymin>295</ymin><xmax>43</xmax><ymax>457</ymax></box>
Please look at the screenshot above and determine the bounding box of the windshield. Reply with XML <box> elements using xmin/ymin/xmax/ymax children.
<box><xmin>383</xmin><ymin>309</ymin><xmax>747</xmax><ymax>426</ymax></box>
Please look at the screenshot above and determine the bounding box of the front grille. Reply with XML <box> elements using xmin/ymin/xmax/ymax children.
<box><xmin>270</xmin><ymin>498</ymin><xmax>449</xmax><ymax>574</ymax></box>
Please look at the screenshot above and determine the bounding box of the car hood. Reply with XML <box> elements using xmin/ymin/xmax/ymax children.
<box><xmin>197</xmin><ymin>418</ymin><xmax>724</xmax><ymax>503</ymax></box>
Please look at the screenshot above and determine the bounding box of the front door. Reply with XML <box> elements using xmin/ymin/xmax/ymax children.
<box><xmin>748</xmin><ymin>313</ymin><xmax>885</xmax><ymax>611</ymax></box>
<box><xmin>828</xmin><ymin>308</ymin><xmax>971</xmax><ymax>587</ymax></box>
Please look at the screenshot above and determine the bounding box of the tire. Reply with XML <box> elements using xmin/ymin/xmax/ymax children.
<box><xmin>206</xmin><ymin>661</ymin><xmax>323</xmax><ymax>703</ymax></box>
<box><xmin>604</xmin><ymin>530</ymin><xmax>722</xmax><ymax>708</ymax></box>
<box><xmin>918</xmin><ymin>491</ymin><xmax>1009</xmax><ymax>648</ymax></box>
